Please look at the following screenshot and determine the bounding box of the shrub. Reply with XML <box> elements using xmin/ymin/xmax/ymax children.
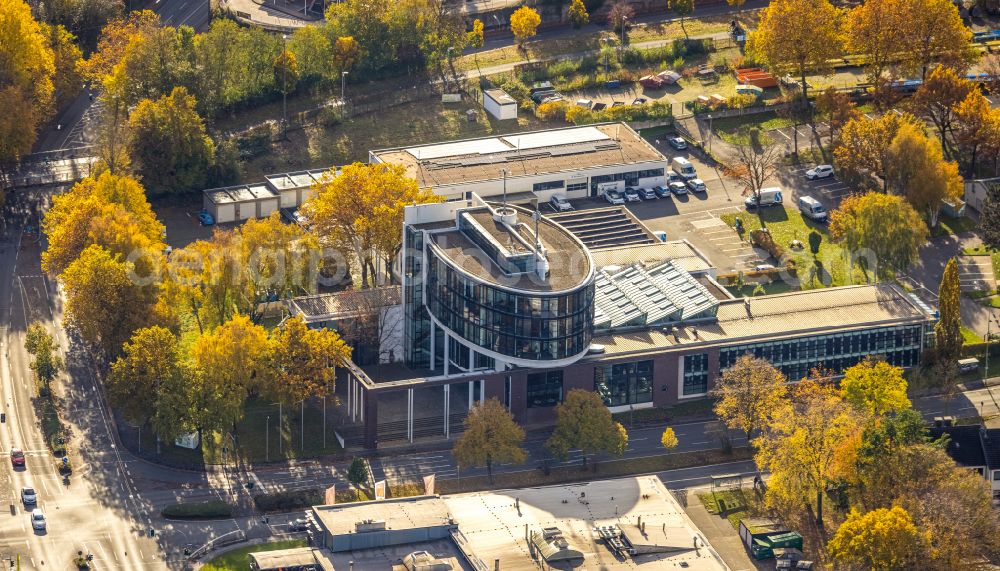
<box><xmin>535</xmin><ymin>100</ymin><xmax>569</xmax><ymax>121</ymax></box>
<box><xmin>390</xmin><ymin>481</ymin><xmax>423</xmax><ymax>498</ymax></box>
<box><xmin>565</xmin><ymin>105</ymin><xmax>594</xmax><ymax>124</ymax></box>
<box><xmin>236</xmin><ymin>127</ymin><xmax>273</xmax><ymax>159</ymax></box>
<box><xmin>347</xmin><ymin>457</ymin><xmax>369</xmax><ymax>486</ymax></box>
<box><xmin>161</xmin><ymin>500</ymin><xmax>234</xmax><ymax>520</ymax></box>
<box><xmin>727</xmin><ymin>93</ymin><xmax>757</xmax><ymax>109</ymax></box>
<box><xmin>254</xmin><ymin>489</ymin><xmax>323</xmax><ymax>512</ymax></box>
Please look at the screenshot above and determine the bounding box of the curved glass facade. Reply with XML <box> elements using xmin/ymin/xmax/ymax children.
<box><xmin>427</xmin><ymin>250</ymin><xmax>595</xmax><ymax>362</ymax></box>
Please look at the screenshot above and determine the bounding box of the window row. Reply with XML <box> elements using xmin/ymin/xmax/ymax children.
<box><xmin>595</xmin><ymin>360</ymin><xmax>654</xmax><ymax>407</ymax></box>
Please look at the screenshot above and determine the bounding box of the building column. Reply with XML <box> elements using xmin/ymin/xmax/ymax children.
<box><xmin>347</xmin><ymin>375</ymin><xmax>354</xmax><ymax>422</ymax></box>
<box><xmin>407</xmin><ymin>389</ymin><xmax>414</xmax><ymax>443</ymax></box>
<box><xmin>443</xmin><ymin>331</ymin><xmax>450</xmax><ymax>376</ymax></box>
<box><xmin>444</xmin><ymin>384</ymin><xmax>451</xmax><ymax>438</ymax></box>
<box><xmin>469</xmin><ymin>344</ymin><xmax>474</xmax><ymax>370</ymax></box>
<box><xmin>429</xmin><ymin>320</ymin><xmax>435</xmax><ymax>370</ymax></box>
<box><xmin>468</xmin><ymin>380</ymin><xmax>474</xmax><ymax>410</ymax></box>
<box><xmin>364</xmin><ymin>391</ymin><xmax>378</xmax><ymax>449</ymax></box>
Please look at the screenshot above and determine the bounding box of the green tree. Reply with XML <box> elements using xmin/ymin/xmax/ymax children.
<box><xmin>61</xmin><ymin>245</ymin><xmax>160</xmax><ymax>357</ymax></box>
<box><xmin>347</xmin><ymin>456</ymin><xmax>369</xmax><ymax>486</ymax></box>
<box><xmin>289</xmin><ymin>25</ymin><xmax>333</xmax><ymax>83</ymax></box>
<box><xmin>25</xmin><ymin>322</ymin><xmax>63</xmax><ymax>386</ymax></box>
<box><xmin>660</xmin><ymin>427</ymin><xmax>679</xmax><ymax>451</ymax></box>
<box><xmin>568</xmin><ymin>0</ymin><xmax>589</xmax><ymax>29</ymax></box>
<box><xmin>273</xmin><ymin>48</ymin><xmax>299</xmax><ymax>97</ymax></box>
<box><xmin>840</xmin><ymin>358</ymin><xmax>911</xmax><ymax>417</ymax></box>
<box><xmin>828</xmin><ymin>506</ymin><xmax>929</xmax><ymax>571</ymax></box>
<box><xmin>829</xmin><ymin>192</ymin><xmax>929</xmax><ymax>280</ymax></box>
<box><xmin>510</xmin><ymin>6</ymin><xmax>541</xmax><ymax>47</ymax></box>
<box><xmin>127</xmin><ymin>86</ymin><xmax>215</xmax><ymax>194</ymax></box>
<box><xmin>713</xmin><ymin>355</ymin><xmax>788</xmax><ymax>445</ymax></box>
<box><xmin>666</xmin><ymin>0</ymin><xmax>694</xmax><ymax>40</ymax></box>
<box><xmin>453</xmin><ymin>398</ymin><xmax>527</xmax><ymax>483</ymax></box>
<box><xmin>747</xmin><ymin>0</ymin><xmax>844</xmax><ymax>99</ymax></box>
<box><xmin>935</xmin><ymin>257</ymin><xmax>962</xmax><ymax>387</ymax></box>
<box><xmin>546</xmin><ymin>389</ymin><xmax>628</xmax><ymax>468</ymax></box>
<box><xmin>108</xmin><ymin>326</ymin><xmax>191</xmax><ymax>448</ymax></box>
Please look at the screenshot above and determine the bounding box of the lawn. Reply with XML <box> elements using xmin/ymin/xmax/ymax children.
<box><xmin>932</xmin><ymin>215</ymin><xmax>977</xmax><ymax>238</ymax></box>
<box><xmin>720</xmin><ymin>207</ymin><xmax>867</xmax><ymax>290</ymax></box>
<box><xmin>697</xmin><ymin>488</ymin><xmax>759</xmax><ymax>529</ymax></box>
<box><xmin>725</xmin><ymin>280</ymin><xmax>796</xmax><ymax>297</ymax></box>
<box><xmin>963</xmin><ymin>325</ymin><xmax>984</xmax><ymax>345</ymax></box>
<box><xmin>711</xmin><ymin>111</ymin><xmax>795</xmax><ymax>144</ymax></box>
<box><xmin>201</xmin><ymin>540</ymin><xmax>306</xmax><ymax>571</ymax></box>
<box><xmin>241</xmin><ymin>97</ymin><xmax>548</xmax><ymax>181</ymax></box>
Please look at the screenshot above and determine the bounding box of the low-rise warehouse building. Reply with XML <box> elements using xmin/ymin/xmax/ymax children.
<box><xmin>202</xmin><ymin>168</ymin><xmax>331</xmax><ymax>223</ymax></box>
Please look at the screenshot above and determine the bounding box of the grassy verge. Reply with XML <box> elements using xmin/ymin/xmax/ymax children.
<box><xmin>161</xmin><ymin>500</ymin><xmax>233</xmax><ymax>520</ymax></box>
<box><xmin>725</xmin><ymin>281</ymin><xmax>796</xmax><ymax>297</ymax></box>
<box><xmin>720</xmin><ymin>207</ymin><xmax>865</xmax><ymax>289</ymax></box>
<box><xmin>931</xmin><ymin>215</ymin><xmax>976</xmax><ymax>238</ymax></box>
<box><xmin>436</xmin><ymin>447</ymin><xmax>752</xmax><ymax>494</ymax></box>
<box><xmin>963</xmin><ymin>326</ymin><xmax>983</xmax><ymax>345</ymax></box>
<box><xmin>36</xmin><ymin>394</ymin><xmax>67</xmax><ymax>456</ymax></box>
<box><xmin>711</xmin><ymin>111</ymin><xmax>794</xmax><ymax>144</ymax></box>
<box><xmin>201</xmin><ymin>540</ymin><xmax>306</xmax><ymax>571</ymax></box>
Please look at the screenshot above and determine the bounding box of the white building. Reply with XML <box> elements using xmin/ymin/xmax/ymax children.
<box><xmin>202</xmin><ymin>168</ymin><xmax>330</xmax><ymax>224</ymax></box>
<box><xmin>483</xmin><ymin>88</ymin><xmax>518</xmax><ymax>120</ymax></box>
<box><xmin>368</xmin><ymin>122</ymin><xmax>670</xmax><ymax>203</ymax></box>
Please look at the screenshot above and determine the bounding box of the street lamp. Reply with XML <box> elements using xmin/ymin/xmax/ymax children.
<box><xmin>601</xmin><ymin>38</ymin><xmax>611</xmax><ymax>82</ymax></box>
<box><xmin>266</xmin><ymin>415</ymin><xmax>270</xmax><ymax>462</ymax></box>
<box><xmin>620</xmin><ymin>16</ymin><xmax>628</xmax><ymax>59</ymax></box>
<box><xmin>341</xmin><ymin>71</ymin><xmax>349</xmax><ymax>120</ymax></box>
<box><xmin>707</xmin><ymin>114</ymin><xmax>713</xmax><ymax>153</ymax></box>
<box><xmin>446</xmin><ymin>46</ymin><xmax>455</xmax><ymax>88</ymax></box>
<box><xmin>281</xmin><ymin>34</ymin><xmax>288</xmax><ymax>140</ymax></box>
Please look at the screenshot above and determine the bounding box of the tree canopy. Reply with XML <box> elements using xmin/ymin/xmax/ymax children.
<box><xmin>828</xmin><ymin>506</ymin><xmax>929</xmax><ymax>571</ymax></box>
<box><xmin>839</xmin><ymin>359</ymin><xmax>910</xmax><ymax>417</ymax></box>
<box><xmin>713</xmin><ymin>355</ymin><xmax>788</xmax><ymax>443</ymax></box>
<box><xmin>453</xmin><ymin>398</ymin><xmax>527</xmax><ymax>483</ymax></box>
<box><xmin>546</xmin><ymin>389</ymin><xmax>628</xmax><ymax>467</ymax></box>
<box><xmin>829</xmin><ymin>192</ymin><xmax>928</xmax><ymax>279</ymax></box>
<box><xmin>510</xmin><ymin>6</ymin><xmax>541</xmax><ymax>46</ymax></box>
<box><xmin>0</xmin><ymin>0</ymin><xmax>56</xmax><ymax>163</ymax></box>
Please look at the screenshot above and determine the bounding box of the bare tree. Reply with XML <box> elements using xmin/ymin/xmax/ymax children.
<box><xmin>724</xmin><ymin>129</ymin><xmax>782</xmax><ymax>226</ymax></box>
<box><xmin>336</xmin><ymin>286</ymin><xmax>403</xmax><ymax>365</ymax></box>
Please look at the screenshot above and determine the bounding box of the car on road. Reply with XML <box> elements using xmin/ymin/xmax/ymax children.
<box><xmin>686</xmin><ymin>178</ymin><xmax>707</xmax><ymax>193</ymax></box>
<box><xmin>197</xmin><ymin>211</ymin><xmax>215</xmax><ymax>226</ymax></box>
<box><xmin>623</xmin><ymin>187</ymin><xmax>642</xmax><ymax>202</ymax></box>
<box><xmin>604</xmin><ymin>189</ymin><xmax>626</xmax><ymax>205</ymax></box>
<box><xmin>637</xmin><ymin>187</ymin><xmax>657</xmax><ymax>200</ymax></box>
<box><xmin>653</xmin><ymin>185</ymin><xmax>672</xmax><ymax>199</ymax></box>
<box><xmin>549</xmin><ymin>194</ymin><xmax>573</xmax><ymax>212</ymax></box>
<box><xmin>667</xmin><ymin>136</ymin><xmax>688</xmax><ymax>150</ymax></box>
<box><xmin>668</xmin><ymin>181</ymin><xmax>689</xmax><ymax>196</ymax></box>
<box><xmin>10</xmin><ymin>448</ymin><xmax>25</xmax><ymax>467</ymax></box>
<box><xmin>31</xmin><ymin>509</ymin><xmax>46</xmax><ymax>531</ymax></box>
<box><xmin>21</xmin><ymin>487</ymin><xmax>36</xmax><ymax>505</ymax></box>
<box><xmin>288</xmin><ymin>518</ymin><xmax>310</xmax><ymax>532</ymax></box>
<box><xmin>806</xmin><ymin>164</ymin><xmax>834</xmax><ymax>180</ymax></box>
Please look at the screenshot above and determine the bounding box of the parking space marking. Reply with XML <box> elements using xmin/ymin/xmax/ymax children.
<box><xmin>773</xmin><ymin>129</ymin><xmax>792</xmax><ymax>141</ymax></box>
<box><xmin>812</xmin><ymin>180</ymin><xmax>841</xmax><ymax>188</ymax></box>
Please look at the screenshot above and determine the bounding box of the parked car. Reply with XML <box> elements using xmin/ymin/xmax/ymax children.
<box><xmin>632</xmin><ymin>97</ymin><xmax>648</xmax><ymax>105</ymax></box>
<box><xmin>611</xmin><ymin>101</ymin><xmax>626</xmax><ymax>107</ymax></box>
<box><xmin>197</xmin><ymin>211</ymin><xmax>215</xmax><ymax>226</ymax></box>
<box><xmin>31</xmin><ymin>509</ymin><xmax>46</xmax><ymax>531</ymax></box>
<box><xmin>653</xmin><ymin>185</ymin><xmax>672</xmax><ymax>198</ymax></box>
<box><xmin>668</xmin><ymin>181</ymin><xmax>689</xmax><ymax>196</ymax></box>
<box><xmin>623</xmin><ymin>187</ymin><xmax>642</xmax><ymax>202</ymax></box>
<box><xmin>21</xmin><ymin>487</ymin><xmax>36</xmax><ymax>505</ymax></box>
<box><xmin>637</xmin><ymin>187</ymin><xmax>657</xmax><ymax>200</ymax></box>
<box><xmin>575</xmin><ymin>98</ymin><xmax>593</xmax><ymax>109</ymax></box>
<box><xmin>667</xmin><ymin>172</ymin><xmax>683</xmax><ymax>184</ymax></box>
<box><xmin>288</xmin><ymin>518</ymin><xmax>310</xmax><ymax>532</ymax></box>
<box><xmin>10</xmin><ymin>447</ymin><xmax>25</xmax><ymax>467</ymax></box>
<box><xmin>549</xmin><ymin>194</ymin><xmax>573</xmax><ymax>212</ymax></box>
<box><xmin>604</xmin><ymin>189</ymin><xmax>626</xmax><ymax>205</ymax></box>
<box><xmin>686</xmin><ymin>178</ymin><xmax>707</xmax><ymax>193</ymax></box>
<box><xmin>667</xmin><ymin>136</ymin><xmax>688</xmax><ymax>150</ymax></box>
<box><xmin>754</xmin><ymin>264</ymin><xmax>777</xmax><ymax>272</ymax></box>
<box><xmin>806</xmin><ymin>164</ymin><xmax>834</xmax><ymax>180</ymax></box>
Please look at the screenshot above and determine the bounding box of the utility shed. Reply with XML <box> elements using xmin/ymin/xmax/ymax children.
<box><xmin>249</xmin><ymin>547</ymin><xmax>326</xmax><ymax>570</ymax></box>
<box><xmin>483</xmin><ymin>89</ymin><xmax>517</xmax><ymax>120</ymax></box>
<box><xmin>312</xmin><ymin>496</ymin><xmax>456</xmax><ymax>552</ymax></box>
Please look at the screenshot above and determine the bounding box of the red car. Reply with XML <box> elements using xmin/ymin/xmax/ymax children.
<box><xmin>10</xmin><ymin>448</ymin><xmax>25</xmax><ymax>467</ymax></box>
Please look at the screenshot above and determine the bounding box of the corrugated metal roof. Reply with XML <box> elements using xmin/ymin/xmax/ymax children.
<box><xmin>592</xmin><ymin>259</ymin><xmax>718</xmax><ymax>330</ymax></box>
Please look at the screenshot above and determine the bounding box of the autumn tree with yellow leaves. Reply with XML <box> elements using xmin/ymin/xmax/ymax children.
<box><xmin>747</xmin><ymin>0</ymin><xmax>844</xmax><ymax>99</ymax></box>
<box><xmin>754</xmin><ymin>380</ymin><xmax>862</xmax><ymax>526</ymax></box>
<box><xmin>453</xmin><ymin>398</ymin><xmax>527</xmax><ymax>483</ymax></box>
<box><xmin>302</xmin><ymin>163</ymin><xmax>441</xmax><ymax>288</ymax></box>
<box><xmin>839</xmin><ymin>358</ymin><xmax>911</xmax><ymax>417</ymax></box>
<box><xmin>713</xmin><ymin>355</ymin><xmax>788</xmax><ymax>446</ymax></box>
<box><xmin>510</xmin><ymin>6</ymin><xmax>541</xmax><ymax>48</ymax></box>
<box><xmin>828</xmin><ymin>506</ymin><xmax>929</xmax><ymax>570</ymax></box>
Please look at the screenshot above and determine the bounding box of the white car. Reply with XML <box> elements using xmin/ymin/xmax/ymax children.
<box><xmin>604</xmin><ymin>189</ymin><xmax>626</xmax><ymax>205</ymax></box>
<box><xmin>806</xmin><ymin>164</ymin><xmax>834</xmax><ymax>180</ymax></box>
<box><xmin>549</xmin><ymin>194</ymin><xmax>573</xmax><ymax>212</ymax></box>
<box><xmin>686</xmin><ymin>178</ymin><xmax>707</xmax><ymax>193</ymax></box>
<box><xmin>31</xmin><ymin>508</ymin><xmax>46</xmax><ymax>531</ymax></box>
<box><xmin>21</xmin><ymin>487</ymin><xmax>36</xmax><ymax>505</ymax></box>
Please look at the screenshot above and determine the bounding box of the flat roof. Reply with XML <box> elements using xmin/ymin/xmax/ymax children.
<box><xmin>428</xmin><ymin>205</ymin><xmax>592</xmax><ymax>292</ymax></box>
<box><xmin>289</xmin><ymin>287</ymin><xmax>401</xmax><ymax>322</ymax></box>
<box><xmin>589</xmin><ymin>241</ymin><xmax>713</xmax><ymax>274</ymax></box>
<box><xmin>589</xmin><ymin>283</ymin><xmax>932</xmax><ymax>357</ymax></box>
<box><xmin>484</xmin><ymin>89</ymin><xmax>516</xmax><ymax>105</ymax></box>
<box><xmin>249</xmin><ymin>547</ymin><xmax>323</xmax><ymax>570</ymax></box>
<box><xmin>324</xmin><ymin>538</ymin><xmax>472</xmax><ymax>571</ymax></box>
<box><xmin>204</xmin><ymin>183</ymin><xmax>279</xmax><ymax>204</ymax></box>
<box><xmin>442</xmin><ymin>476</ymin><xmax>728</xmax><ymax>571</ymax></box>
<box><xmin>313</xmin><ymin>496</ymin><xmax>452</xmax><ymax>537</ymax></box>
<box><xmin>371</xmin><ymin>123</ymin><xmax>665</xmax><ymax>190</ymax></box>
<box><xmin>265</xmin><ymin>169</ymin><xmax>331</xmax><ymax>191</ymax></box>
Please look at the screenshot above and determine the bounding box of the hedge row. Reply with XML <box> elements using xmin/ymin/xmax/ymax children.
<box><xmin>254</xmin><ymin>489</ymin><xmax>323</xmax><ymax>513</ymax></box>
<box><xmin>161</xmin><ymin>500</ymin><xmax>233</xmax><ymax>520</ymax></box>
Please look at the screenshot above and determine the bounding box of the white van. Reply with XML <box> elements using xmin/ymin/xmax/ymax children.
<box><xmin>576</xmin><ymin>99</ymin><xmax>594</xmax><ymax>109</ymax></box>
<box><xmin>745</xmin><ymin>187</ymin><xmax>782</xmax><ymax>209</ymax></box>
<box><xmin>798</xmin><ymin>196</ymin><xmax>827</xmax><ymax>222</ymax></box>
<box><xmin>672</xmin><ymin>157</ymin><xmax>697</xmax><ymax>180</ymax></box>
